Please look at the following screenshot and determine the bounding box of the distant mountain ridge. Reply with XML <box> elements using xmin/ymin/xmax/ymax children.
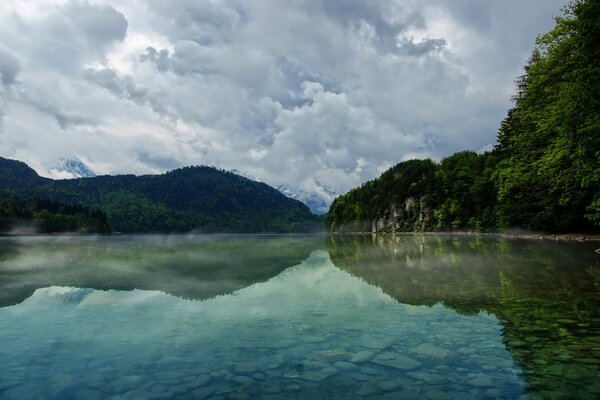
<box><xmin>0</xmin><ymin>157</ymin><xmax>321</xmax><ymax>233</ymax></box>
<box><xmin>52</xmin><ymin>157</ymin><xmax>96</xmax><ymax>178</ymax></box>
<box><xmin>275</xmin><ymin>182</ymin><xmax>338</xmax><ymax>215</ymax></box>
<box><xmin>226</xmin><ymin>169</ymin><xmax>337</xmax><ymax>215</ymax></box>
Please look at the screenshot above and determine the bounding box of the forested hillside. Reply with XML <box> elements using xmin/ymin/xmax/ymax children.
<box><xmin>0</xmin><ymin>197</ymin><xmax>111</xmax><ymax>234</ymax></box>
<box><xmin>0</xmin><ymin>159</ymin><xmax>321</xmax><ymax>233</ymax></box>
<box><xmin>326</xmin><ymin>0</ymin><xmax>599</xmax><ymax>233</ymax></box>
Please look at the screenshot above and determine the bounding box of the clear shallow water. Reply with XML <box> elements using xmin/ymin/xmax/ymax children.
<box><xmin>0</xmin><ymin>234</ymin><xmax>599</xmax><ymax>400</ymax></box>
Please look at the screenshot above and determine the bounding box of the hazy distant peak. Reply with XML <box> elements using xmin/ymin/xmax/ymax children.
<box><xmin>276</xmin><ymin>182</ymin><xmax>339</xmax><ymax>215</ymax></box>
<box><xmin>52</xmin><ymin>157</ymin><xmax>97</xmax><ymax>179</ymax></box>
<box><xmin>228</xmin><ymin>169</ymin><xmax>260</xmax><ymax>182</ymax></box>
<box><xmin>228</xmin><ymin>168</ymin><xmax>337</xmax><ymax>215</ymax></box>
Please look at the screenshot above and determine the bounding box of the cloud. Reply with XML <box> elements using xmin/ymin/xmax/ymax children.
<box><xmin>0</xmin><ymin>44</ymin><xmax>20</xmax><ymax>130</ymax></box>
<box><xmin>83</xmin><ymin>67</ymin><xmax>173</xmax><ymax>118</ymax></box>
<box><xmin>0</xmin><ymin>0</ymin><xmax>569</xmax><ymax>204</ymax></box>
<box><xmin>0</xmin><ymin>44</ymin><xmax>19</xmax><ymax>86</ymax></box>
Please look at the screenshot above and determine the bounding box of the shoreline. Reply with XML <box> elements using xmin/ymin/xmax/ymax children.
<box><xmin>330</xmin><ymin>230</ymin><xmax>600</xmax><ymax>242</ymax></box>
<box><xmin>1</xmin><ymin>230</ymin><xmax>599</xmax><ymax>242</ymax></box>
<box><xmin>498</xmin><ymin>232</ymin><xmax>600</xmax><ymax>242</ymax></box>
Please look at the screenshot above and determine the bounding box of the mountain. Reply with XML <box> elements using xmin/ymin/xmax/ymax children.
<box><xmin>227</xmin><ymin>169</ymin><xmax>338</xmax><ymax>215</ymax></box>
<box><xmin>0</xmin><ymin>157</ymin><xmax>322</xmax><ymax>233</ymax></box>
<box><xmin>227</xmin><ymin>169</ymin><xmax>259</xmax><ymax>182</ymax></box>
<box><xmin>52</xmin><ymin>157</ymin><xmax>97</xmax><ymax>178</ymax></box>
<box><xmin>276</xmin><ymin>182</ymin><xmax>338</xmax><ymax>215</ymax></box>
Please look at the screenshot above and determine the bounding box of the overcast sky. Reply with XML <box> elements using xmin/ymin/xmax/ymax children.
<box><xmin>0</xmin><ymin>0</ymin><xmax>567</xmax><ymax>193</ymax></box>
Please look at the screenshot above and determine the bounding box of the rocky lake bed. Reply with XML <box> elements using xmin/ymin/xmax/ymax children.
<box><xmin>1</xmin><ymin>235</ymin><xmax>599</xmax><ymax>399</ymax></box>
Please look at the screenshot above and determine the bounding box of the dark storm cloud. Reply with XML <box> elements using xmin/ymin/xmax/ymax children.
<box><xmin>62</xmin><ymin>0</ymin><xmax>128</xmax><ymax>45</ymax></box>
<box><xmin>21</xmin><ymin>94</ymin><xmax>98</xmax><ymax>129</ymax></box>
<box><xmin>0</xmin><ymin>45</ymin><xmax>19</xmax><ymax>86</ymax></box>
<box><xmin>146</xmin><ymin>0</ymin><xmax>243</xmax><ymax>45</ymax></box>
<box><xmin>313</xmin><ymin>0</ymin><xmax>426</xmax><ymax>53</ymax></box>
<box><xmin>0</xmin><ymin>1</ymin><xmax>127</xmax><ymax>75</ymax></box>
<box><xmin>83</xmin><ymin>67</ymin><xmax>172</xmax><ymax>118</ymax></box>
<box><xmin>135</xmin><ymin>151</ymin><xmax>182</xmax><ymax>171</ymax></box>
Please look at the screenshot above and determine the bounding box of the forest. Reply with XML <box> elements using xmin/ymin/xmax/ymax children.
<box><xmin>0</xmin><ymin>159</ymin><xmax>321</xmax><ymax>233</ymax></box>
<box><xmin>326</xmin><ymin>0</ymin><xmax>599</xmax><ymax>233</ymax></box>
<box><xmin>0</xmin><ymin>197</ymin><xmax>111</xmax><ymax>234</ymax></box>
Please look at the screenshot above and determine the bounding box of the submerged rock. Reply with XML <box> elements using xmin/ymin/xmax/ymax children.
<box><xmin>334</xmin><ymin>361</ymin><xmax>358</xmax><ymax>370</ymax></box>
<box><xmin>75</xmin><ymin>389</ymin><xmax>104</xmax><ymax>400</ymax></box>
<box><xmin>283</xmin><ymin>384</ymin><xmax>301</xmax><ymax>392</ymax></box>
<box><xmin>357</xmin><ymin>384</ymin><xmax>380</xmax><ymax>396</ymax></box>
<box><xmin>468</xmin><ymin>375</ymin><xmax>494</xmax><ymax>388</ymax></box>
<box><xmin>406</xmin><ymin>372</ymin><xmax>448</xmax><ymax>385</ymax></box>
<box><xmin>315</xmin><ymin>348</ymin><xmax>351</xmax><ymax>361</ymax></box>
<box><xmin>233</xmin><ymin>376</ymin><xmax>255</xmax><ymax>385</ymax></box>
<box><xmin>109</xmin><ymin>375</ymin><xmax>145</xmax><ymax>392</ymax></box>
<box><xmin>423</xmin><ymin>388</ymin><xmax>453</xmax><ymax>400</ymax></box>
<box><xmin>409</xmin><ymin>343</ymin><xmax>452</xmax><ymax>360</ymax></box>
<box><xmin>378</xmin><ymin>380</ymin><xmax>402</xmax><ymax>392</ymax></box>
<box><xmin>191</xmin><ymin>387</ymin><xmax>215</xmax><ymax>400</ymax></box>
<box><xmin>188</xmin><ymin>375</ymin><xmax>211</xmax><ymax>388</ymax></box>
<box><xmin>262</xmin><ymin>386</ymin><xmax>282</xmax><ymax>394</ymax></box>
<box><xmin>351</xmin><ymin>351</ymin><xmax>375</xmax><ymax>363</ymax></box>
<box><xmin>233</xmin><ymin>363</ymin><xmax>259</xmax><ymax>374</ymax></box>
<box><xmin>300</xmin><ymin>367</ymin><xmax>338</xmax><ymax>382</ymax></box>
<box><xmin>371</xmin><ymin>354</ymin><xmax>422</xmax><ymax>370</ymax></box>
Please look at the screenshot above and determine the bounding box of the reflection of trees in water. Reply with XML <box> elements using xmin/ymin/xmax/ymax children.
<box><xmin>326</xmin><ymin>234</ymin><xmax>600</xmax><ymax>398</ymax></box>
<box><xmin>0</xmin><ymin>235</ymin><xmax>322</xmax><ymax>307</ymax></box>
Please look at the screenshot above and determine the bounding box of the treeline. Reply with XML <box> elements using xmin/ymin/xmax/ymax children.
<box><xmin>0</xmin><ymin>161</ymin><xmax>321</xmax><ymax>233</ymax></box>
<box><xmin>0</xmin><ymin>197</ymin><xmax>111</xmax><ymax>234</ymax></box>
<box><xmin>326</xmin><ymin>0</ymin><xmax>599</xmax><ymax>233</ymax></box>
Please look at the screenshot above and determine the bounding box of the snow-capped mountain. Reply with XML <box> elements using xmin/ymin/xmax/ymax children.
<box><xmin>228</xmin><ymin>169</ymin><xmax>259</xmax><ymax>182</ymax></box>
<box><xmin>275</xmin><ymin>184</ymin><xmax>298</xmax><ymax>199</ymax></box>
<box><xmin>276</xmin><ymin>182</ymin><xmax>339</xmax><ymax>215</ymax></box>
<box><xmin>51</xmin><ymin>157</ymin><xmax>96</xmax><ymax>179</ymax></box>
<box><xmin>227</xmin><ymin>169</ymin><xmax>338</xmax><ymax>215</ymax></box>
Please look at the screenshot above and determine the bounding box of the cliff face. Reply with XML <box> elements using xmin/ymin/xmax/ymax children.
<box><xmin>331</xmin><ymin>197</ymin><xmax>434</xmax><ymax>233</ymax></box>
<box><xmin>371</xmin><ymin>198</ymin><xmax>433</xmax><ymax>233</ymax></box>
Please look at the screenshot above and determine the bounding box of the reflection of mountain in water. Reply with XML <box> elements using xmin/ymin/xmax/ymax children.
<box><xmin>0</xmin><ymin>235</ymin><xmax>322</xmax><ymax>307</ymax></box>
<box><xmin>326</xmin><ymin>234</ymin><xmax>600</xmax><ymax>398</ymax></box>
<box><xmin>2</xmin><ymin>234</ymin><xmax>599</xmax><ymax>398</ymax></box>
<box><xmin>1</xmin><ymin>250</ymin><xmax>524</xmax><ymax>400</ymax></box>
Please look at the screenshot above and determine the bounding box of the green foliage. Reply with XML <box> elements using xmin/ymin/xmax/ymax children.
<box><xmin>0</xmin><ymin>161</ymin><xmax>321</xmax><ymax>233</ymax></box>
<box><xmin>0</xmin><ymin>197</ymin><xmax>111</xmax><ymax>234</ymax></box>
<box><xmin>326</xmin><ymin>153</ymin><xmax>499</xmax><ymax>232</ymax></box>
<box><xmin>327</xmin><ymin>0</ymin><xmax>599</xmax><ymax>233</ymax></box>
<box><xmin>495</xmin><ymin>0</ymin><xmax>600</xmax><ymax>231</ymax></box>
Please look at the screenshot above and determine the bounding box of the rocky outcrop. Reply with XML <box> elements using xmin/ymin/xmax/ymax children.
<box><xmin>371</xmin><ymin>197</ymin><xmax>433</xmax><ymax>233</ymax></box>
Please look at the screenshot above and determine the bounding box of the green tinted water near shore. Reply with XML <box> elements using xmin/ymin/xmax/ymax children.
<box><xmin>0</xmin><ymin>234</ymin><xmax>598</xmax><ymax>399</ymax></box>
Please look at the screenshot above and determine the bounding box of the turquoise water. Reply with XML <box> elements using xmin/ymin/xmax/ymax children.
<box><xmin>0</xmin><ymin>234</ymin><xmax>599</xmax><ymax>399</ymax></box>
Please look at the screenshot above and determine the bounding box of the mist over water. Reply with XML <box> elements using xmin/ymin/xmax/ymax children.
<box><xmin>0</xmin><ymin>234</ymin><xmax>599</xmax><ymax>399</ymax></box>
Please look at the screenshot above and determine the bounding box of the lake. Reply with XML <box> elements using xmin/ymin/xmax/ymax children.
<box><xmin>0</xmin><ymin>234</ymin><xmax>599</xmax><ymax>399</ymax></box>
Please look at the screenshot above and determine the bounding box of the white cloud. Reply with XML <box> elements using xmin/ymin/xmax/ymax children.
<box><xmin>0</xmin><ymin>0</ymin><xmax>568</xmax><ymax>203</ymax></box>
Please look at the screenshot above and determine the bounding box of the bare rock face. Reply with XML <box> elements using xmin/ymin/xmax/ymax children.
<box><xmin>371</xmin><ymin>197</ymin><xmax>433</xmax><ymax>233</ymax></box>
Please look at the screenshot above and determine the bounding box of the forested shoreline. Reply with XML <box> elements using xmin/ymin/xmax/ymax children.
<box><xmin>0</xmin><ymin>197</ymin><xmax>111</xmax><ymax>234</ymax></box>
<box><xmin>0</xmin><ymin>158</ymin><xmax>321</xmax><ymax>234</ymax></box>
<box><xmin>326</xmin><ymin>0</ymin><xmax>599</xmax><ymax>234</ymax></box>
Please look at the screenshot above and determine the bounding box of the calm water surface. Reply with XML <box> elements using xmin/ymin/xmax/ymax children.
<box><xmin>0</xmin><ymin>234</ymin><xmax>598</xmax><ymax>399</ymax></box>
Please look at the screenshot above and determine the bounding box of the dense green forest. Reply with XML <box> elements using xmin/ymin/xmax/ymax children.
<box><xmin>326</xmin><ymin>0</ymin><xmax>599</xmax><ymax>233</ymax></box>
<box><xmin>0</xmin><ymin>158</ymin><xmax>321</xmax><ymax>233</ymax></box>
<box><xmin>0</xmin><ymin>197</ymin><xmax>111</xmax><ymax>234</ymax></box>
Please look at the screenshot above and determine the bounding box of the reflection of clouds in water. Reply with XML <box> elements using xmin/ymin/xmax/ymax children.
<box><xmin>15</xmin><ymin>251</ymin><xmax>475</xmax><ymax>323</ymax></box>
<box><xmin>11</xmin><ymin>251</ymin><xmax>385</xmax><ymax>313</ymax></box>
<box><xmin>0</xmin><ymin>235</ymin><xmax>322</xmax><ymax>306</ymax></box>
<box><xmin>0</xmin><ymin>250</ymin><xmax>73</xmax><ymax>271</ymax></box>
<box><xmin>0</xmin><ymin>247</ymin><xmax>524</xmax><ymax>400</ymax></box>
